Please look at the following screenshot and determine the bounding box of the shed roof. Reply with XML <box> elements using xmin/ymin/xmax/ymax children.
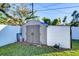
<box><xmin>24</xmin><ymin>20</ymin><xmax>48</xmax><ymax>26</ymax></box>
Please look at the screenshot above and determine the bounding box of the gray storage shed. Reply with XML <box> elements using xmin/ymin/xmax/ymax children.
<box><xmin>21</xmin><ymin>20</ymin><xmax>47</xmax><ymax>45</ymax></box>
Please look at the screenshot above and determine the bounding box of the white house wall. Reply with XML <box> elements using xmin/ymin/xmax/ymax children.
<box><xmin>47</xmin><ymin>26</ymin><xmax>71</xmax><ymax>49</ymax></box>
<box><xmin>0</xmin><ymin>25</ymin><xmax>20</xmax><ymax>47</ymax></box>
<box><xmin>72</xmin><ymin>27</ymin><xmax>79</xmax><ymax>40</ymax></box>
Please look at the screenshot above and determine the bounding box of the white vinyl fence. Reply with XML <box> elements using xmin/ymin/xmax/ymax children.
<box><xmin>47</xmin><ymin>26</ymin><xmax>71</xmax><ymax>49</ymax></box>
<box><xmin>1</xmin><ymin>25</ymin><xmax>79</xmax><ymax>48</ymax></box>
<box><xmin>72</xmin><ymin>27</ymin><xmax>79</xmax><ymax>40</ymax></box>
<box><xmin>0</xmin><ymin>25</ymin><xmax>20</xmax><ymax>47</ymax></box>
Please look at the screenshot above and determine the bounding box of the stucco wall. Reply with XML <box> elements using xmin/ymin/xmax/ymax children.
<box><xmin>72</xmin><ymin>27</ymin><xmax>79</xmax><ymax>40</ymax></box>
<box><xmin>0</xmin><ymin>25</ymin><xmax>20</xmax><ymax>47</ymax></box>
<box><xmin>47</xmin><ymin>26</ymin><xmax>71</xmax><ymax>49</ymax></box>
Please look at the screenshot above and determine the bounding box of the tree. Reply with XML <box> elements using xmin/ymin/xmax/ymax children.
<box><xmin>71</xmin><ymin>10</ymin><xmax>79</xmax><ymax>22</ymax></box>
<box><xmin>70</xmin><ymin>10</ymin><xmax>79</xmax><ymax>26</ymax></box>
<box><xmin>36</xmin><ymin>17</ymin><xmax>40</xmax><ymax>22</ymax></box>
<box><xmin>42</xmin><ymin>17</ymin><xmax>62</xmax><ymax>25</ymax></box>
<box><xmin>62</xmin><ymin>16</ymin><xmax>67</xmax><ymax>25</ymax></box>
<box><xmin>0</xmin><ymin>3</ymin><xmax>15</xmax><ymax>20</ymax></box>
<box><xmin>70</xmin><ymin>22</ymin><xmax>79</xmax><ymax>26</ymax></box>
<box><xmin>42</xmin><ymin>17</ymin><xmax>51</xmax><ymax>25</ymax></box>
<box><xmin>52</xmin><ymin>18</ymin><xmax>61</xmax><ymax>25</ymax></box>
<box><xmin>0</xmin><ymin>3</ymin><xmax>37</xmax><ymax>25</ymax></box>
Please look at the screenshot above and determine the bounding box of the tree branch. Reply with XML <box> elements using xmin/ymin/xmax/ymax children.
<box><xmin>0</xmin><ymin>8</ymin><xmax>15</xmax><ymax>20</ymax></box>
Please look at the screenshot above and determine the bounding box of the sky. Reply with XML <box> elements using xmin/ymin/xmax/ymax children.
<box><xmin>27</xmin><ymin>3</ymin><xmax>79</xmax><ymax>23</ymax></box>
<box><xmin>2</xmin><ymin>3</ymin><xmax>79</xmax><ymax>23</ymax></box>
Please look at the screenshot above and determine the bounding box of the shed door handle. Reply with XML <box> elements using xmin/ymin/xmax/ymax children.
<box><xmin>31</xmin><ymin>32</ymin><xmax>34</xmax><ymax>35</ymax></box>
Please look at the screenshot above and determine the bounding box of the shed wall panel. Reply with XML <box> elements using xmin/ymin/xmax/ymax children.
<box><xmin>40</xmin><ymin>25</ymin><xmax>47</xmax><ymax>45</ymax></box>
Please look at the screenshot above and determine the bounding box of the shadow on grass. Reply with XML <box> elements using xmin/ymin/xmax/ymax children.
<box><xmin>72</xmin><ymin>40</ymin><xmax>79</xmax><ymax>50</ymax></box>
<box><xmin>0</xmin><ymin>42</ymin><xmax>67</xmax><ymax>56</ymax></box>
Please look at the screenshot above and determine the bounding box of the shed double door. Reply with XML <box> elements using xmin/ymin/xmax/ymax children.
<box><xmin>26</xmin><ymin>25</ymin><xmax>40</xmax><ymax>44</ymax></box>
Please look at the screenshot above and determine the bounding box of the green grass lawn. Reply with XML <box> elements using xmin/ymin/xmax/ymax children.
<box><xmin>0</xmin><ymin>40</ymin><xmax>79</xmax><ymax>56</ymax></box>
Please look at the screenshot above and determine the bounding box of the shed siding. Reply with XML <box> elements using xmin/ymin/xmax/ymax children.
<box><xmin>40</xmin><ymin>25</ymin><xmax>47</xmax><ymax>45</ymax></box>
<box><xmin>22</xmin><ymin>20</ymin><xmax>47</xmax><ymax>45</ymax></box>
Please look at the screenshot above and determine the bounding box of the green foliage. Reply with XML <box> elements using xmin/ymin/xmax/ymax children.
<box><xmin>71</xmin><ymin>10</ymin><xmax>77</xmax><ymax>17</ymax></box>
<box><xmin>42</xmin><ymin>17</ymin><xmax>51</xmax><ymax>25</ymax></box>
<box><xmin>71</xmin><ymin>10</ymin><xmax>79</xmax><ymax>22</ymax></box>
<box><xmin>52</xmin><ymin>18</ymin><xmax>61</xmax><ymax>25</ymax></box>
<box><xmin>0</xmin><ymin>3</ymin><xmax>36</xmax><ymax>25</ymax></box>
<box><xmin>0</xmin><ymin>17</ymin><xmax>23</xmax><ymax>25</ymax></box>
<box><xmin>36</xmin><ymin>17</ymin><xmax>40</xmax><ymax>22</ymax></box>
<box><xmin>0</xmin><ymin>13</ymin><xmax>2</xmax><ymax>17</ymax></box>
<box><xmin>69</xmin><ymin>10</ymin><xmax>79</xmax><ymax>26</ymax></box>
<box><xmin>70</xmin><ymin>22</ymin><xmax>79</xmax><ymax>27</ymax></box>
<box><xmin>63</xmin><ymin>16</ymin><xmax>67</xmax><ymax>23</ymax></box>
<box><xmin>0</xmin><ymin>3</ymin><xmax>10</xmax><ymax>11</ymax></box>
<box><xmin>42</xmin><ymin>17</ymin><xmax>62</xmax><ymax>25</ymax></box>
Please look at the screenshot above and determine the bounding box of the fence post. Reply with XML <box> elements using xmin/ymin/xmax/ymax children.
<box><xmin>70</xmin><ymin>26</ymin><xmax>72</xmax><ymax>49</ymax></box>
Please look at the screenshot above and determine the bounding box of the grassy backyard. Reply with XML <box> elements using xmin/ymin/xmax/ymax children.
<box><xmin>0</xmin><ymin>40</ymin><xmax>79</xmax><ymax>56</ymax></box>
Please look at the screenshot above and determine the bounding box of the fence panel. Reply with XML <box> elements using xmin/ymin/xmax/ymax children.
<box><xmin>0</xmin><ymin>25</ymin><xmax>20</xmax><ymax>47</ymax></box>
<box><xmin>72</xmin><ymin>27</ymin><xmax>79</xmax><ymax>40</ymax></box>
<box><xmin>47</xmin><ymin>26</ymin><xmax>71</xmax><ymax>49</ymax></box>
